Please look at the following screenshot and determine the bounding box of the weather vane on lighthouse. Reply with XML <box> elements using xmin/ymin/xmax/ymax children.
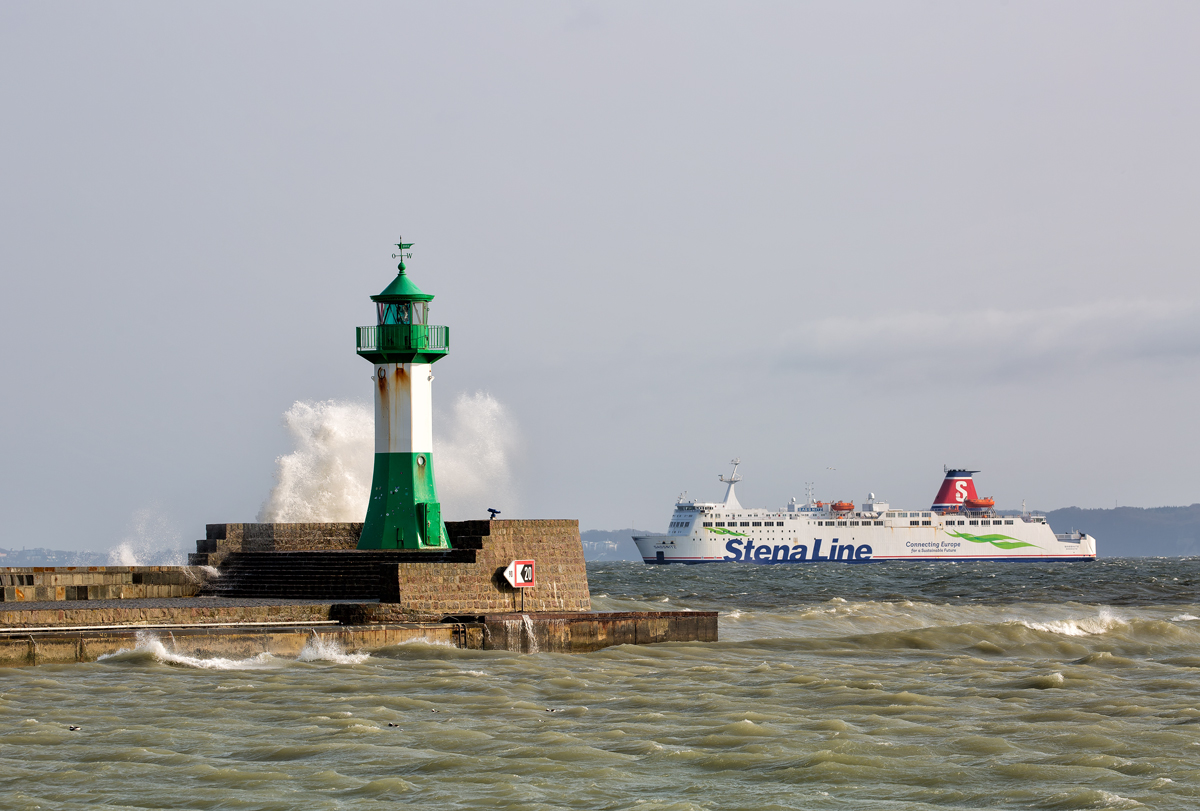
<box><xmin>391</xmin><ymin>239</ymin><xmax>413</xmax><ymax>268</ymax></box>
<box><xmin>353</xmin><ymin>237</ymin><xmax>451</xmax><ymax>549</ymax></box>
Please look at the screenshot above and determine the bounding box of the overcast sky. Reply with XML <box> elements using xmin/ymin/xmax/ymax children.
<box><xmin>2</xmin><ymin>2</ymin><xmax>1198</xmax><ymax>553</ymax></box>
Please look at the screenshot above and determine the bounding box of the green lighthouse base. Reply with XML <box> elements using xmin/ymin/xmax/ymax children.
<box><xmin>359</xmin><ymin>451</ymin><xmax>449</xmax><ymax>549</ymax></box>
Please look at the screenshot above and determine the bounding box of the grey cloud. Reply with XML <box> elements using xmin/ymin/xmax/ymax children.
<box><xmin>775</xmin><ymin>300</ymin><xmax>1200</xmax><ymax>382</ymax></box>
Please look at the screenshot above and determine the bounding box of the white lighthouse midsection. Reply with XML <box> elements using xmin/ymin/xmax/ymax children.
<box><xmin>374</xmin><ymin>363</ymin><xmax>433</xmax><ymax>454</ymax></box>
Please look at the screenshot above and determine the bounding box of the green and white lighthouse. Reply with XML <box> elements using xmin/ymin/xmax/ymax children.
<box><xmin>355</xmin><ymin>241</ymin><xmax>450</xmax><ymax>550</ymax></box>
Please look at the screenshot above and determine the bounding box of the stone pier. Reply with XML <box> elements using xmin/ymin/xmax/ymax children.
<box><xmin>0</xmin><ymin>518</ymin><xmax>718</xmax><ymax>665</ymax></box>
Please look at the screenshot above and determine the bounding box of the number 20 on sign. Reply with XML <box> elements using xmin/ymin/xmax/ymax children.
<box><xmin>503</xmin><ymin>560</ymin><xmax>535</xmax><ymax>588</ymax></box>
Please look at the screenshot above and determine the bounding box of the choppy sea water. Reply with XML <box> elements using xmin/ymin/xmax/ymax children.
<box><xmin>2</xmin><ymin>558</ymin><xmax>1199</xmax><ymax>810</ymax></box>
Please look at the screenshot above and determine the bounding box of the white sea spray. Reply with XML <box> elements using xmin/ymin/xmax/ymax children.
<box><xmin>257</xmin><ymin>392</ymin><xmax>518</xmax><ymax>523</ymax></box>
<box><xmin>107</xmin><ymin>507</ymin><xmax>185</xmax><ymax>566</ymax></box>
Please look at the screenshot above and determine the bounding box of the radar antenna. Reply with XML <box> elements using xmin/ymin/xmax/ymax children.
<box><xmin>718</xmin><ymin>458</ymin><xmax>742</xmax><ymax>485</ymax></box>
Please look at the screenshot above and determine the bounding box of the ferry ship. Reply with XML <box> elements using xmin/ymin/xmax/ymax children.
<box><xmin>632</xmin><ymin>461</ymin><xmax>1097</xmax><ymax>564</ymax></box>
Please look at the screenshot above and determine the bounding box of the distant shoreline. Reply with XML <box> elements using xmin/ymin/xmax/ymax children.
<box><xmin>4</xmin><ymin>504</ymin><xmax>1196</xmax><ymax>565</ymax></box>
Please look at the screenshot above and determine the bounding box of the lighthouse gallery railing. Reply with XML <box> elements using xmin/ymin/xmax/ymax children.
<box><xmin>357</xmin><ymin>324</ymin><xmax>449</xmax><ymax>353</ymax></box>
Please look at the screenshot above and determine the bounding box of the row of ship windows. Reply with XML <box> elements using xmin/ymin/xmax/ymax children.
<box><xmin>700</xmin><ymin>515</ymin><xmax>796</xmax><ymax>523</ymax></box>
<box><xmin>694</xmin><ymin>516</ymin><xmax>1016</xmax><ymax>528</ymax></box>
<box><xmin>716</xmin><ymin>518</ymin><xmax>1021</xmax><ymax>528</ymax></box>
<box><xmin>669</xmin><ymin>521</ymin><xmax>691</xmax><ymax>528</ymax></box>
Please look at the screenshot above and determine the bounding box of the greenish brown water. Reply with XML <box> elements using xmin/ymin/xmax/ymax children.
<box><xmin>2</xmin><ymin>559</ymin><xmax>1199</xmax><ymax>810</ymax></box>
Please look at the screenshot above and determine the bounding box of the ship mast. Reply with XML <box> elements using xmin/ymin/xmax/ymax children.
<box><xmin>718</xmin><ymin>458</ymin><xmax>743</xmax><ymax>510</ymax></box>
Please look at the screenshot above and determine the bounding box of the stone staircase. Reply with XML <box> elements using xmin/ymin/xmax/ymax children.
<box><xmin>200</xmin><ymin>549</ymin><xmax>478</xmax><ymax>600</ymax></box>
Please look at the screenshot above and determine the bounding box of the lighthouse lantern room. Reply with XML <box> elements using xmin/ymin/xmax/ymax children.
<box><xmin>354</xmin><ymin>241</ymin><xmax>450</xmax><ymax>549</ymax></box>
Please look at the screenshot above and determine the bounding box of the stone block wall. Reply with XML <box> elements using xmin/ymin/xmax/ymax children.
<box><xmin>378</xmin><ymin>519</ymin><xmax>591</xmax><ymax>616</ymax></box>
<box><xmin>187</xmin><ymin>519</ymin><xmax>592</xmax><ymax>616</ymax></box>
<box><xmin>191</xmin><ymin>523</ymin><xmax>363</xmax><ymax>566</ymax></box>
<box><xmin>0</xmin><ymin>567</ymin><xmax>208</xmax><ymax>603</ymax></box>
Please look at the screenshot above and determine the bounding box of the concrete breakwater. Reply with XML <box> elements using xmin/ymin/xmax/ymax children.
<box><xmin>0</xmin><ymin>519</ymin><xmax>717</xmax><ymax>664</ymax></box>
<box><xmin>0</xmin><ymin>607</ymin><xmax>716</xmax><ymax>665</ymax></box>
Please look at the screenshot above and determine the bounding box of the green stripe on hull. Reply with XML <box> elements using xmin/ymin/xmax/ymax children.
<box><xmin>945</xmin><ymin>530</ymin><xmax>1041</xmax><ymax>551</ymax></box>
<box><xmin>359</xmin><ymin>452</ymin><xmax>449</xmax><ymax>550</ymax></box>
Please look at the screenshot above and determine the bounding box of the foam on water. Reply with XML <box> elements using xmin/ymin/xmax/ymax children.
<box><xmin>97</xmin><ymin>632</ymin><xmax>281</xmax><ymax>670</ymax></box>
<box><xmin>297</xmin><ymin>635</ymin><xmax>370</xmax><ymax>664</ymax></box>
<box><xmin>1017</xmin><ymin>608</ymin><xmax>1128</xmax><ymax>637</ymax></box>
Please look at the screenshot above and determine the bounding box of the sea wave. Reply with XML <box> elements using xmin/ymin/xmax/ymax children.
<box><xmin>297</xmin><ymin>635</ymin><xmax>370</xmax><ymax>664</ymax></box>
<box><xmin>1017</xmin><ymin>609</ymin><xmax>1128</xmax><ymax>637</ymax></box>
<box><xmin>97</xmin><ymin>632</ymin><xmax>281</xmax><ymax>670</ymax></box>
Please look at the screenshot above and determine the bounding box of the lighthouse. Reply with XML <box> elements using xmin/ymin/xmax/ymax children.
<box><xmin>355</xmin><ymin>241</ymin><xmax>450</xmax><ymax>549</ymax></box>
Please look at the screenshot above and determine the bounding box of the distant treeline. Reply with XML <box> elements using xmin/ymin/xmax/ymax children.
<box><xmin>0</xmin><ymin>548</ymin><xmax>108</xmax><ymax>567</ymax></box>
<box><xmin>1045</xmin><ymin>504</ymin><xmax>1200</xmax><ymax>557</ymax></box>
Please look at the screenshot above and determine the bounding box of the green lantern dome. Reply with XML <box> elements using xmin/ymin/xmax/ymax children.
<box><xmin>355</xmin><ymin>241</ymin><xmax>449</xmax><ymax>367</ymax></box>
<box><xmin>371</xmin><ymin>263</ymin><xmax>435</xmax><ymax>303</ymax></box>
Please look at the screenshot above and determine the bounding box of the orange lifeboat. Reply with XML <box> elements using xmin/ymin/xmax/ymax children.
<box><xmin>831</xmin><ymin>501</ymin><xmax>854</xmax><ymax>512</ymax></box>
<box><xmin>964</xmin><ymin>497</ymin><xmax>995</xmax><ymax>509</ymax></box>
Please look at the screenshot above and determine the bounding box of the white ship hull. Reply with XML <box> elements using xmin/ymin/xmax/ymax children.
<box><xmin>633</xmin><ymin>463</ymin><xmax>1097</xmax><ymax>564</ymax></box>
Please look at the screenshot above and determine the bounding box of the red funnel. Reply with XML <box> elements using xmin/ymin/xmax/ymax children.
<box><xmin>932</xmin><ymin>469</ymin><xmax>979</xmax><ymax>511</ymax></box>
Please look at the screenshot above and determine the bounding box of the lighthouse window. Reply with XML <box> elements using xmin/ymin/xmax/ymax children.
<box><xmin>377</xmin><ymin>302</ymin><xmax>411</xmax><ymax>325</ymax></box>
